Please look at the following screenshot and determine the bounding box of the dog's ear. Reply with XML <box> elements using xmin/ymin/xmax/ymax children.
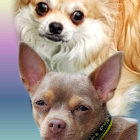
<box><xmin>19</xmin><ymin>42</ymin><xmax>49</xmax><ymax>94</ymax></box>
<box><xmin>89</xmin><ymin>53</ymin><xmax>123</xmax><ymax>103</ymax></box>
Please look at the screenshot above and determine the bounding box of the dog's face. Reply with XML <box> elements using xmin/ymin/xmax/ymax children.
<box><xmin>33</xmin><ymin>0</ymin><xmax>109</xmax><ymax>43</ymax></box>
<box><xmin>16</xmin><ymin>0</ymin><xmax>116</xmax><ymax>58</ymax></box>
<box><xmin>19</xmin><ymin>43</ymin><xmax>123</xmax><ymax>140</ymax></box>
<box><xmin>32</xmin><ymin>73</ymin><xmax>104</xmax><ymax>140</ymax></box>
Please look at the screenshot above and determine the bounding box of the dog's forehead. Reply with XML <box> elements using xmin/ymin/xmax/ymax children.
<box><xmin>32</xmin><ymin>0</ymin><xmax>96</xmax><ymax>6</ymax></box>
<box><xmin>36</xmin><ymin>72</ymin><xmax>95</xmax><ymax>100</ymax></box>
<box><xmin>44</xmin><ymin>73</ymin><xmax>88</xmax><ymax>92</ymax></box>
<box><xmin>31</xmin><ymin>0</ymin><xmax>97</xmax><ymax>17</ymax></box>
<box><xmin>33</xmin><ymin>72</ymin><xmax>98</xmax><ymax>110</ymax></box>
<box><xmin>33</xmin><ymin>0</ymin><xmax>85</xmax><ymax>3</ymax></box>
<box><xmin>32</xmin><ymin>0</ymin><xmax>86</xmax><ymax>9</ymax></box>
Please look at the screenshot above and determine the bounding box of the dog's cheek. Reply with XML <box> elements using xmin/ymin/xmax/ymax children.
<box><xmin>39</xmin><ymin>117</ymin><xmax>51</xmax><ymax>139</ymax></box>
<box><xmin>76</xmin><ymin>111</ymin><xmax>92</xmax><ymax>124</ymax></box>
<box><xmin>40</xmin><ymin>125</ymin><xmax>47</xmax><ymax>140</ymax></box>
<box><xmin>32</xmin><ymin>108</ymin><xmax>47</xmax><ymax>127</ymax></box>
<box><xmin>74</xmin><ymin>111</ymin><xmax>97</xmax><ymax>138</ymax></box>
<box><xmin>33</xmin><ymin>109</ymin><xmax>42</xmax><ymax>127</ymax></box>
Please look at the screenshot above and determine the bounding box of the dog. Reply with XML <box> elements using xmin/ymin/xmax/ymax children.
<box><xmin>19</xmin><ymin>42</ymin><xmax>137</xmax><ymax>140</ymax></box>
<box><xmin>15</xmin><ymin>0</ymin><xmax>140</xmax><ymax>116</ymax></box>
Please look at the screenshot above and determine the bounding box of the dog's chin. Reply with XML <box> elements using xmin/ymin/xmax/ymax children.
<box><xmin>43</xmin><ymin>138</ymin><xmax>57</xmax><ymax>140</ymax></box>
<box><xmin>43</xmin><ymin>137</ymin><xmax>62</xmax><ymax>140</ymax></box>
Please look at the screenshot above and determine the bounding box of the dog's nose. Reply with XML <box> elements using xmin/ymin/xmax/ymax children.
<box><xmin>48</xmin><ymin>119</ymin><xmax>66</xmax><ymax>134</ymax></box>
<box><xmin>49</xmin><ymin>22</ymin><xmax>63</xmax><ymax>34</ymax></box>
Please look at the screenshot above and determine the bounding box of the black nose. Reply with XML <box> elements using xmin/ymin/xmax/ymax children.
<box><xmin>49</xmin><ymin>22</ymin><xmax>63</xmax><ymax>34</ymax></box>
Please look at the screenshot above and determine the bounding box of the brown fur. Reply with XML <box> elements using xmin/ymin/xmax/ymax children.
<box><xmin>115</xmin><ymin>0</ymin><xmax>140</xmax><ymax>73</ymax></box>
<box><xmin>19</xmin><ymin>42</ymin><xmax>138</xmax><ymax>140</ymax></box>
<box><xmin>69</xmin><ymin>95</ymin><xmax>81</xmax><ymax>109</ymax></box>
<box><xmin>113</xmin><ymin>1</ymin><xmax>140</xmax><ymax>109</ymax></box>
<box><xmin>44</xmin><ymin>89</ymin><xmax>55</xmax><ymax>105</ymax></box>
<box><xmin>15</xmin><ymin>0</ymin><xmax>30</xmax><ymax>10</ymax></box>
<box><xmin>104</xmin><ymin>117</ymin><xmax>138</xmax><ymax>140</ymax></box>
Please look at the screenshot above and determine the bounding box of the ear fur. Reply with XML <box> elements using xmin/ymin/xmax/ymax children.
<box><xmin>15</xmin><ymin>0</ymin><xmax>31</xmax><ymax>11</ymax></box>
<box><xmin>89</xmin><ymin>52</ymin><xmax>124</xmax><ymax>103</ymax></box>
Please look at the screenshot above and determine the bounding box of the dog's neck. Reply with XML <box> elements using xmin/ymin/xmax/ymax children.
<box><xmin>83</xmin><ymin>106</ymin><xmax>111</xmax><ymax>140</ymax></box>
<box><xmin>32</xmin><ymin>38</ymin><xmax>112</xmax><ymax>75</ymax></box>
<box><xmin>87</xmin><ymin>115</ymin><xmax>112</xmax><ymax>140</ymax></box>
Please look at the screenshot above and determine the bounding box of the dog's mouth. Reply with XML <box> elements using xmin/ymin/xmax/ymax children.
<box><xmin>40</xmin><ymin>33</ymin><xmax>64</xmax><ymax>42</ymax></box>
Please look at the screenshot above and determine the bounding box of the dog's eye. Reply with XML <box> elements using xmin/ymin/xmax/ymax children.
<box><xmin>36</xmin><ymin>2</ymin><xmax>49</xmax><ymax>16</ymax></box>
<box><xmin>71</xmin><ymin>11</ymin><xmax>84</xmax><ymax>25</ymax></box>
<box><xmin>79</xmin><ymin>105</ymin><xmax>88</xmax><ymax>111</ymax></box>
<box><xmin>36</xmin><ymin>100</ymin><xmax>45</xmax><ymax>106</ymax></box>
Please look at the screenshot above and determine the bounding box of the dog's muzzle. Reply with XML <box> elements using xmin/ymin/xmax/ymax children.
<box><xmin>40</xmin><ymin>22</ymin><xmax>64</xmax><ymax>42</ymax></box>
<box><xmin>40</xmin><ymin>33</ymin><xmax>64</xmax><ymax>42</ymax></box>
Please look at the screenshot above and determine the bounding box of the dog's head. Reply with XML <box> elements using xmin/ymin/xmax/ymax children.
<box><xmin>16</xmin><ymin>0</ymin><xmax>117</xmax><ymax>58</ymax></box>
<box><xmin>19</xmin><ymin>42</ymin><xmax>123</xmax><ymax>140</ymax></box>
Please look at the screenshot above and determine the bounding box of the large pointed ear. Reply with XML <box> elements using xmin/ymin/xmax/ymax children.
<box><xmin>89</xmin><ymin>53</ymin><xmax>124</xmax><ymax>103</ymax></box>
<box><xmin>19</xmin><ymin>42</ymin><xmax>49</xmax><ymax>94</ymax></box>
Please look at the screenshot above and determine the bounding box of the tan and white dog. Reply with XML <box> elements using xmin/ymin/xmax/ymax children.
<box><xmin>15</xmin><ymin>0</ymin><xmax>140</xmax><ymax>115</ymax></box>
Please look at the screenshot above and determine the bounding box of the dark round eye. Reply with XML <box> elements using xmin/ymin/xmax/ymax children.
<box><xmin>79</xmin><ymin>105</ymin><xmax>88</xmax><ymax>111</ymax></box>
<box><xmin>71</xmin><ymin>11</ymin><xmax>84</xmax><ymax>24</ymax></box>
<box><xmin>36</xmin><ymin>100</ymin><xmax>45</xmax><ymax>106</ymax></box>
<box><xmin>36</xmin><ymin>2</ymin><xmax>49</xmax><ymax>16</ymax></box>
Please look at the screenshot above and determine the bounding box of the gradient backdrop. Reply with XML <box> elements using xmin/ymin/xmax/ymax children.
<box><xmin>0</xmin><ymin>1</ymin><xmax>140</xmax><ymax>140</ymax></box>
